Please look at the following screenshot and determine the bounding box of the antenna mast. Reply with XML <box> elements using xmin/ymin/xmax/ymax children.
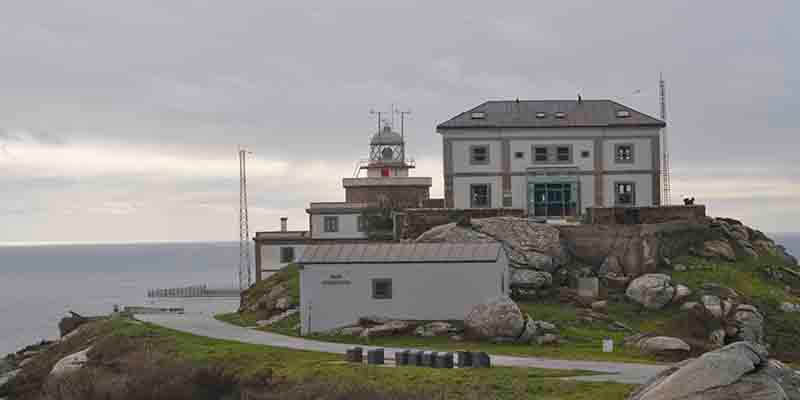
<box><xmin>659</xmin><ymin>73</ymin><xmax>672</xmax><ymax>206</ymax></box>
<box><xmin>238</xmin><ymin>148</ymin><xmax>252</xmax><ymax>291</ymax></box>
<box><xmin>396</xmin><ymin>109</ymin><xmax>411</xmax><ymax>162</ymax></box>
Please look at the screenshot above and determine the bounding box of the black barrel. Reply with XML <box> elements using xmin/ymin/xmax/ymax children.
<box><xmin>434</xmin><ymin>352</ymin><xmax>454</xmax><ymax>369</ymax></box>
<box><xmin>346</xmin><ymin>347</ymin><xmax>363</xmax><ymax>363</ymax></box>
<box><xmin>472</xmin><ymin>352</ymin><xmax>491</xmax><ymax>368</ymax></box>
<box><xmin>395</xmin><ymin>350</ymin><xmax>410</xmax><ymax>366</ymax></box>
<box><xmin>456</xmin><ymin>351</ymin><xmax>473</xmax><ymax>368</ymax></box>
<box><xmin>367</xmin><ymin>348</ymin><xmax>385</xmax><ymax>365</ymax></box>
<box><xmin>408</xmin><ymin>350</ymin><xmax>424</xmax><ymax>366</ymax></box>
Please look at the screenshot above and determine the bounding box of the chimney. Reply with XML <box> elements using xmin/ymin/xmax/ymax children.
<box><xmin>280</xmin><ymin>217</ymin><xmax>288</xmax><ymax>232</ymax></box>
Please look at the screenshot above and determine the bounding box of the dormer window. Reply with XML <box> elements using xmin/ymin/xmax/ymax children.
<box><xmin>535</xmin><ymin>112</ymin><xmax>547</xmax><ymax>119</ymax></box>
<box><xmin>554</xmin><ymin>112</ymin><xmax>566</xmax><ymax>119</ymax></box>
<box><xmin>471</xmin><ymin>112</ymin><xmax>486</xmax><ymax>119</ymax></box>
<box><xmin>615</xmin><ymin>110</ymin><xmax>631</xmax><ymax>118</ymax></box>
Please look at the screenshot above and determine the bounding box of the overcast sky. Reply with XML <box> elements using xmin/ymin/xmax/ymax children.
<box><xmin>1</xmin><ymin>1</ymin><xmax>798</xmax><ymax>243</ymax></box>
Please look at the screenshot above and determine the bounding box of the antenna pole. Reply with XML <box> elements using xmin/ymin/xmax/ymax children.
<box><xmin>659</xmin><ymin>73</ymin><xmax>672</xmax><ymax>206</ymax></box>
<box><xmin>396</xmin><ymin>109</ymin><xmax>411</xmax><ymax>162</ymax></box>
<box><xmin>238</xmin><ymin>148</ymin><xmax>252</xmax><ymax>292</ymax></box>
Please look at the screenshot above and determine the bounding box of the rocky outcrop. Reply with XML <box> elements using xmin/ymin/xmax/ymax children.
<box><xmin>635</xmin><ymin>336</ymin><xmax>691</xmax><ymax>354</ymax></box>
<box><xmin>510</xmin><ymin>269</ymin><xmax>552</xmax><ymax>289</ymax></box>
<box><xmin>700</xmin><ymin>240</ymin><xmax>736</xmax><ymax>261</ymax></box>
<box><xmin>360</xmin><ymin>320</ymin><xmax>412</xmax><ymax>338</ymax></box>
<box><xmin>255</xmin><ymin>309</ymin><xmax>298</xmax><ymax>327</ymax></box>
<box><xmin>50</xmin><ymin>347</ymin><xmax>91</xmax><ymax>377</ymax></box>
<box><xmin>733</xmin><ymin>304</ymin><xmax>765</xmax><ymax>344</ymax></box>
<box><xmin>626</xmin><ymin>274</ymin><xmax>676</xmax><ymax>310</ymax></box>
<box><xmin>416</xmin><ymin>217</ymin><xmax>565</xmax><ymax>271</ymax></box>
<box><xmin>464</xmin><ymin>296</ymin><xmax>525</xmax><ymax>339</ymax></box>
<box><xmin>781</xmin><ymin>302</ymin><xmax>800</xmax><ymax>313</ymax></box>
<box><xmin>777</xmin><ymin>245</ymin><xmax>799</xmax><ymax>266</ymax></box>
<box><xmin>627</xmin><ymin>342</ymin><xmax>800</xmax><ymax>400</ymax></box>
<box><xmin>414</xmin><ymin>321</ymin><xmax>455</xmax><ymax>337</ymax></box>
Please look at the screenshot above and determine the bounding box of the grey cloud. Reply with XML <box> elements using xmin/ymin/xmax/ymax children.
<box><xmin>0</xmin><ymin>0</ymin><xmax>797</xmax><ymax>241</ymax></box>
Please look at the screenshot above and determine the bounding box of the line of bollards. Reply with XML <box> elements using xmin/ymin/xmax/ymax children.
<box><xmin>345</xmin><ymin>347</ymin><xmax>490</xmax><ymax>369</ymax></box>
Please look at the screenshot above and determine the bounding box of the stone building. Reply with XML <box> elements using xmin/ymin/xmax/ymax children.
<box><xmin>437</xmin><ymin>99</ymin><xmax>666</xmax><ymax>220</ymax></box>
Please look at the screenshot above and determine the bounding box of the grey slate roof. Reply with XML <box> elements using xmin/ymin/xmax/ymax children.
<box><xmin>297</xmin><ymin>242</ymin><xmax>503</xmax><ymax>264</ymax></box>
<box><xmin>436</xmin><ymin>99</ymin><xmax>665</xmax><ymax>130</ymax></box>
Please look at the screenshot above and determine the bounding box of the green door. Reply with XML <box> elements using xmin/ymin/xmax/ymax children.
<box><xmin>527</xmin><ymin>176</ymin><xmax>580</xmax><ymax>218</ymax></box>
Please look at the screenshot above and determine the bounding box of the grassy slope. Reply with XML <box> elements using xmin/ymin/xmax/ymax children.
<box><xmin>110</xmin><ymin>318</ymin><xmax>633</xmax><ymax>400</ymax></box>
<box><xmin>220</xmin><ymin>254</ymin><xmax>800</xmax><ymax>364</ymax></box>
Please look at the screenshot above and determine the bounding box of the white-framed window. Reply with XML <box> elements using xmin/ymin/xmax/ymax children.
<box><xmin>323</xmin><ymin>216</ymin><xmax>339</xmax><ymax>232</ymax></box>
<box><xmin>470</xmin><ymin>184</ymin><xmax>491</xmax><ymax>208</ymax></box>
<box><xmin>469</xmin><ymin>145</ymin><xmax>490</xmax><ymax>164</ymax></box>
<box><xmin>279</xmin><ymin>247</ymin><xmax>295</xmax><ymax>263</ymax></box>
<box><xmin>615</xmin><ymin>144</ymin><xmax>634</xmax><ymax>163</ymax></box>
<box><xmin>372</xmin><ymin>278</ymin><xmax>392</xmax><ymax>299</ymax></box>
<box><xmin>615</xmin><ymin>182</ymin><xmax>636</xmax><ymax>206</ymax></box>
<box><xmin>532</xmin><ymin>145</ymin><xmax>573</xmax><ymax>164</ymax></box>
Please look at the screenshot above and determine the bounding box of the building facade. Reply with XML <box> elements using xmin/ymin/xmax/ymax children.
<box><xmin>298</xmin><ymin>242</ymin><xmax>509</xmax><ymax>334</ymax></box>
<box><xmin>437</xmin><ymin>99</ymin><xmax>666</xmax><ymax>219</ymax></box>
<box><xmin>253</xmin><ymin>123</ymin><xmax>432</xmax><ymax>282</ymax></box>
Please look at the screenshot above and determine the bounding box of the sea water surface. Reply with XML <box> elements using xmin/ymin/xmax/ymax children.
<box><xmin>0</xmin><ymin>242</ymin><xmax>243</xmax><ymax>355</ymax></box>
<box><xmin>1</xmin><ymin>236</ymin><xmax>799</xmax><ymax>356</ymax></box>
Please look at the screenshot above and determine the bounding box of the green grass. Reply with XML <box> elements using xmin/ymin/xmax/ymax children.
<box><xmin>110</xmin><ymin>318</ymin><xmax>633</xmax><ymax>400</ymax></box>
<box><xmin>219</xmin><ymin>301</ymin><xmax>660</xmax><ymax>365</ymax></box>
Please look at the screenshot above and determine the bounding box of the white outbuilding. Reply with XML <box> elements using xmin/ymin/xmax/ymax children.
<box><xmin>297</xmin><ymin>242</ymin><xmax>509</xmax><ymax>335</ymax></box>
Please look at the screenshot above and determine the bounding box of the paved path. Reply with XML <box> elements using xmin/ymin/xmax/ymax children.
<box><xmin>137</xmin><ymin>313</ymin><xmax>666</xmax><ymax>384</ymax></box>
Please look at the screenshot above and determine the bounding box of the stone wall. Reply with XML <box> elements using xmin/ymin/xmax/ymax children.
<box><xmin>586</xmin><ymin>205</ymin><xmax>706</xmax><ymax>225</ymax></box>
<box><xmin>394</xmin><ymin>208</ymin><xmax>525</xmax><ymax>240</ymax></box>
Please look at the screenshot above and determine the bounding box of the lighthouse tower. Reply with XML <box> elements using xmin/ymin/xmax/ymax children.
<box><xmin>342</xmin><ymin>125</ymin><xmax>432</xmax><ymax>208</ymax></box>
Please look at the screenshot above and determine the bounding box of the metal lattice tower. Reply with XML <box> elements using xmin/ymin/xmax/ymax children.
<box><xmin>238</xmin><ymin>148</ymin><xmax>252</xmax><ymax>291</ymax></box>
<box><xmin>659</xmin><ymin>73</ymin><xmax>672</xmax><ymax>206</ymax></box>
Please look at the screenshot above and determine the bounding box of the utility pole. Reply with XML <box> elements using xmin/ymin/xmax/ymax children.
<box><xmin>659</xmin><ymin>73</ymin><xmax>672</xmax><ymax>206</ymax></box>
<box><xmin>238</xmin><ymin>147</ymin><xmax>252</xmax><ymax>292</ymax></box>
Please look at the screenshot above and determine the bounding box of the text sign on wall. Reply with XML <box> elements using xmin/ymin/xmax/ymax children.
<box><xmin>322</xmin><ymin>273</ymin><xmax>351</xmax><ymax>285</ymax></box>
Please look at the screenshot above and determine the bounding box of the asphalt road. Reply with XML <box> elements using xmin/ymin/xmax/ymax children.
<box><xmin>136</xmin><ymin>313</ymin><xmax>666</xmax><ymax>384</ymax></box>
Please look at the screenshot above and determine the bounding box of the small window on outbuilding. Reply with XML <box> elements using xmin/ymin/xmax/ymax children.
<box><xmin>615</xmin><ymin>182</ymin><xmax>636</xmax><ymax>206</ymax></box>
<box><xmin>323</xmin><ymin>216</ymin><xmax>339</xmax><ymax>232</ymax></box>
<box><xmin>372</xmin><ymin>278</ymin><xmax>392</xmax><ymax>299</ymax></box>
<box><xmin>470</xmin><ymin>184</ymin><xmax>491</xmax><ymax>208</ymax></box>
<box><xmin>469</xmin><ymin>145</ymin><xmax>490</xmax><ymax>164</ymax></box>
<box><xmin>279</xmin><ymin>247</ymin><xmax>295</xmax><ymax>263</ymax></box>
<box><xmin>357</xmin><ymin>215</ymin><xmax>368</xmax><ymax>232</ymax></box>
<box><xmin>615</xmin><ymin>144</ymin><xmax>634</xmax><ymax>163</ymax></box>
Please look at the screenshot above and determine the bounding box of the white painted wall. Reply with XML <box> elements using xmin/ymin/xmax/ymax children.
<box><xmin>310</xmin><ymin>213</ymin><xmax>367</xmax><ymax>239</ymax></box>
<box><xmin>602</xmin><ymin>138</ymin><xmax>654</xmax><ymax>171</ymax></box>
<box><xmin>452</xmin><ymin>175</ymin><xmax>503</xmax><ymax>209</ymax></box>
<box><xmin>579</xmin><ymin>175</ymin><xmax>596</xmax><ymax>211</ymax></box>
<box><xmin>603</xmin><ymin>173</ymin><xmax>654</xmax><ymax>207</ymax></box>
<box><xmin>450</xmin><ymin>139</ymin><xmax>502</xmax><ymax>173</ymax></box>
<box><xmin>509</xmin><ymin>139</ymin><xmax>594</xmax><ymax>172</ymax></box>
<box><xmin>260</xmin><ymin>244</ymin><xmax>307</xmax><ymax>272</ymax></box>
<box><xmin>300</xmin><ymin>254</ymin><xmax>509</xmax><ymax>334</ymax></box>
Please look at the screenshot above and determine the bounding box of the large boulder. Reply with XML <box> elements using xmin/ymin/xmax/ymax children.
<box><xmin>626</xmin><ymin>274</ymin><xmax>676</xmax><ymax>310</ymax></box>
<box><xmin>464</xmin><ymin>296</ymin><xmax>525</xmax><ymax>339</ymax></box>
<box><xmin>638</xmin><ymin>336</ymin><xmax>691</xmax><ymax>353</ymax></box>
<box><xmin>360</xmin><ymin>320</ymin><xmax>411</xmax><ymax>338</ymax></box>
<box><xmin>777</xmin><ymin>245</ymin><xmax>799</xmax><ymax>266</ymax></box>
<box><xmin>701</xmin><ymin>295</ymin><xmax>724</xmax><ymax>319</ymax></box>
<box><xmin>627</xmin><ymin>341</ymin><xmax>773</xmax><ymax>400</ymax></box>
<box><xmin>510</xmin><ymin>269</ymin><xmax>552</xmax><ymax>289</ymax></box>
<box><xmin>50</xmin><ymin>347</ymin><xmax>91</xmax><ymax>377</ymax></box>
<box><xmin>416</xmin><ymin>217</ymin><xmax>565</xmax><ymax>271</ymax></box>
<box><xmin>701</xmin><ymin>240</ymin><xmax>736</xmax><ymax>261</ymax></box>
<box><xmin>732</xmin><ymin>304</ymin><xmax>765</xmax><ymax>344</ymax></box>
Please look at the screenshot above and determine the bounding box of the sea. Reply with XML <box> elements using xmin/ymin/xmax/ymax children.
<box><xmin>1</xmin><ymin>235</ymin><xmax>799</xmax><ymax>357</ymax></box>
<box><xmin>0</xmin><ymin>242</ymin><xmax>243</xmax><ymax>356</ymax></box>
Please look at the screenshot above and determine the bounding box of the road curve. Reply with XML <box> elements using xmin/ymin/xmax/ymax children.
<box><xmin>136</xmin><ymin>313</ymin><xmax>666</xmax><ymax>384</ymax></box>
